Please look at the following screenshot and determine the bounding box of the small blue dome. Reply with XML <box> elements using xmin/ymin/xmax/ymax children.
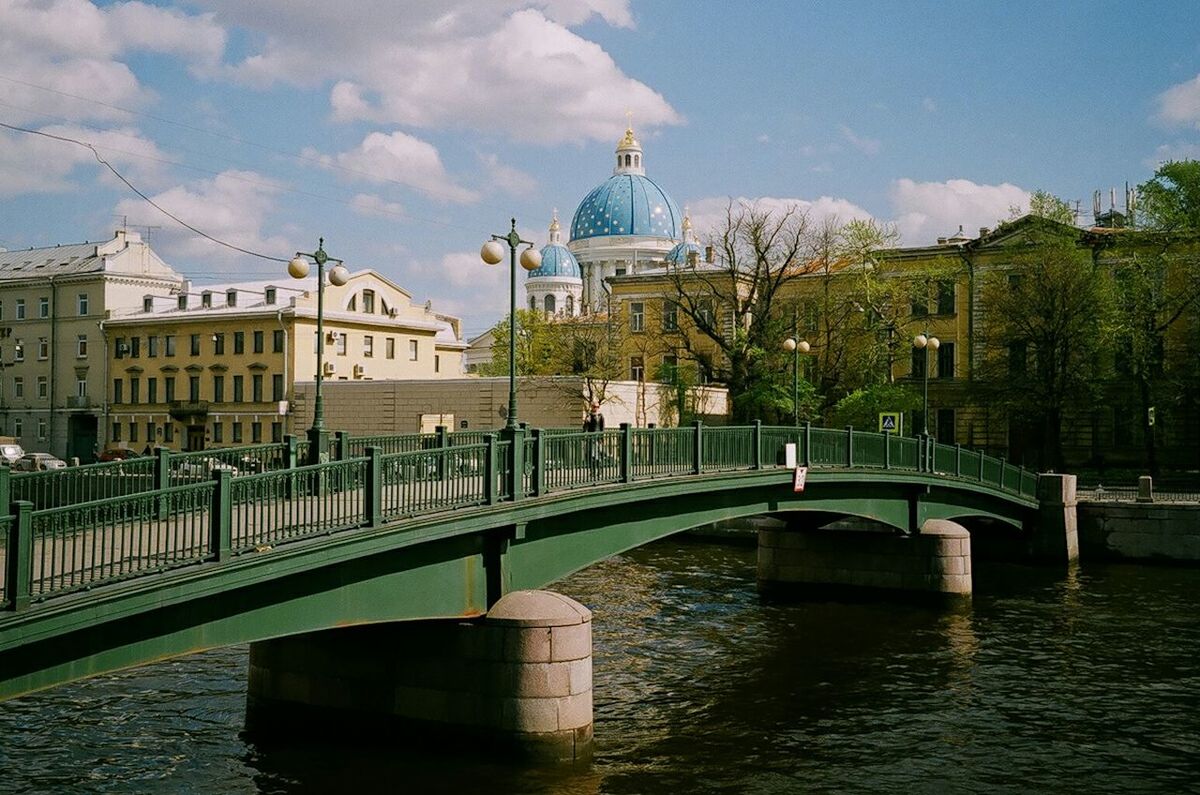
<box><xmin>571</xmin><ymin>174</ymin><xmax>681</xmax><ymax>241</ymax></box>
<box><xmin>528</xmin><ymin>242</ymin><xmax>581</xmax><ymax>279</ymax></box>
<box><xmin>666</xmin><ymin>240</ymin><xmax>702</xmax><ymax>265</ymax></box>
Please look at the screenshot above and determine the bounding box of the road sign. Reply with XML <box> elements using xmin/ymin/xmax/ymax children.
<box><xmin>793</xmin><ymin>466</ymin><xmax>808</xmax><ymax>492</ymax></box>
<box><xmin>879</xmin><ymin>412</ymin><xmax>902</xmax><ymax>434</ymax></box>
<box><xmin>1148</xmin><ymin>406</ymin><xmax>1156</xmax><ymax>426</ymax></box>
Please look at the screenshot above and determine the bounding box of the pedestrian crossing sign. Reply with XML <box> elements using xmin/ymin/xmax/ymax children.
<box><xmin>879</xmin><ymin>412</ymin><xmax>902</xmax><ymax>434</ymax></box>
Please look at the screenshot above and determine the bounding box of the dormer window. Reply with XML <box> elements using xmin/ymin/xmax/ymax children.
<box><xmin>143</xmin><ymin>296</ymin><xmax>153</xmax><ymax>313</ymax></box>
<box><xmin>226</xmin><ymin>289</ymin><xmax>237</xmax><ymax>307</ymax></box>
<box><xmin>362</xmin><ymin>290</ymin><xmax>375</xmax><ymax>314</ymax></box>
<box><xmin>178</xmin><ymin>294</ymin><xmax>188</xmax><ymax>310</ymax></box>
<box><xmin>265</xmin><ymin>287</ymin><xmax>276</xmax><ymax>305</ymax></box>
<box><xmin>201</xmin><ymin>292</ymin><xmax>212</xmax><ymax>308</ymax></box>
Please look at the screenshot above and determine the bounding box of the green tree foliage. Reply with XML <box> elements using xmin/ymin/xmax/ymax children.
<box><xmin>826</xmin><ymin>383</ymin><xmax>921</xmax><ymax>432</ymax></box>
<box><xmin>1008</xmin><ymin>189</ymin><xmax>1075</xmax><ymax>225</ymax></box>
<box><xmin>975</xmin><ymin>230</ymin><xmax>1119</xmax><ymax>469</ymax></box>
<box><xmin>1137</xmin><ymin>160</ymin><xmax>1200</xmax><ymax>232</ymax></box>
<box><xmin>477</xmin><ymin>309</ymin><xmax>555</xmax><ymax>377</ymax></box>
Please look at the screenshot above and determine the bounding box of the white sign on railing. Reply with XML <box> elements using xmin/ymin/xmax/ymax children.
<box><xmin>793</xmin><ymin>466</ymin><xmax>808</xmax><ymax>493</ymax></box>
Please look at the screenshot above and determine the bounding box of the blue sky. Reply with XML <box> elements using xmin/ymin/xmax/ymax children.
<box><xmin>2</xmin><ymin>0</ymin><xmax>1199</xmax><ymax>336</ymax></box>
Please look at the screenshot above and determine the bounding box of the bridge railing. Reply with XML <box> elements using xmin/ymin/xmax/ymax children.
<box><xmin>2</xmin><ymin>422</ymin><xmax>1038</xmax><ymax>611</ymax></box>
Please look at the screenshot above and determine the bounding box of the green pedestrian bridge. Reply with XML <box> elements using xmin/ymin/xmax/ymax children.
<box><xmin>0</xmin><ymin>422</ymin><xmax>1047</xmax><ymax>710</ymax></box>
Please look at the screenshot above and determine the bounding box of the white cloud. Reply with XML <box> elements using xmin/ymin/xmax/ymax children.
<box><xmin>207</xmin><ymin>2</ymin><xmax>678</xmax><ymax>144</ymax></box>
<box><xmin>307</xmin><ymin>130</ymin><xmax>479</xmax><ymax>204</ymax></box>
<box><xmin>113</xmin><ymin>169</ymin><xmax>289</xmax><ymax>265</ymax></box>
<box><xmin>1156</xmin><ymin>73</ymin><xmax>1200</xmax><ymax>128</ymax></box>
<box><xmin>350</xmin><ymin>193</ymin><xmax>406</xmax><ymax>220</ymax></box>
<box><xmin>889</xmin><ymin>178</ymin><xmax>1029</xmax><ymax>245</ymax></box>
<box><xmin>685</xmin><ymin>195</ymin><xmax>874</xmax><ymax>242</ymax></box>
<box><xmin>1146</xmin><ymin>141</ymin><xmax>1200</xmax><ymax>168</ymax></box>
<box><xmin>839</xmin><ymin>124</ymin><xmax>881</xmax><ymax>156</ymax></box>
<box><xmin>418</xmin><ymin>249</ymin><xmax>512</xmax><ymax>325</ymax></box>
<box><xmin>478</xmin><ymin>153</ymin><xmax>538</xmax><ymax>198</ymax></box>
<box><xmin>0</xmin><ymin>123</ymin><xmax>168</xmax><ymax>197</ymax></box>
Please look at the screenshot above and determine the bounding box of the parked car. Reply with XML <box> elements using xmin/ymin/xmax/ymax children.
<box><xmin>1</xmin><ymin>441</ymin><xmax>25</xmax><ymax>466</ymax></box>
<box><xmin>98</xmin><ymin>447</ymin><xmax>142</xmax><ymax>462</ymax></box>
<box><xmin>175</xmin><ymin>457</ymin><xmax>239</xmax><ymax>479</ymax></box>
<box><xmin>14</xmin><ymin>452</ymin><xmax>68</xmax><ymax>472</ymax></box>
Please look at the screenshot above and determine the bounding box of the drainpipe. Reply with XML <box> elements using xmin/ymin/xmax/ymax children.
<box><xmin>277</xmin><ymin>308</ymin><xmax>289</xmax><ymax>437</ymax></box>
<box><xmin>49</xmin><ymin>275</ymin><xmax>58</xmax><ymax>455</ymax></box>
<box><xmin>98</xmin><ymin>317</ymin><xmax>109</xmax><ymax>452</ymax></box>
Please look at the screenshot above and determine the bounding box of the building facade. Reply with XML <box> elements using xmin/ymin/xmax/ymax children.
<box><xmin>0</xmin><ymin>230</ymin><xmax>184</xmax><ymax>461</ymax></box>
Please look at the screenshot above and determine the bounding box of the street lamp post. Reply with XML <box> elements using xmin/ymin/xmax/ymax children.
<box><xmin>912</xmin><ymin>331</ymin><xmax>940</xmax><ymax>436</ymax></box>
<box><xmin>782</xmin><ymin>311</ymin><xmax>811</xmax><ymax>427</ymax></box>
<box><xmin>481</xmin><ymin>219</ymin><xmax>541</xmax><ymax>430</ymax></box>
<box><xmin>288</xmin><ymin>238</ymin><xmax>349</xmax><ymax>464</ymax></box>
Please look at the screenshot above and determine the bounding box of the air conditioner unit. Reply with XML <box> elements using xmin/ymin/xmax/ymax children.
<box><xmin>353</xmin><ymin>364</ymin><xmax>365</xmax><ymax>378</ymax></box>
<box><xmin>326</xmin><ymin>331</ymin><xmax>338</xmax><ymax>344</ymax></box>
<box><xmin>388</xmin><ymin>308</ymin><xmax>398</xmax><ymax>319</ymax></box>
<box><xmin>323</xmin><ymin>362</ymin><xmax>335</xmax><ymax>375</ymax></box>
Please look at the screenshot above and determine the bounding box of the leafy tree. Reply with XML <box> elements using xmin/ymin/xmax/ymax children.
<box><xmin>826</xmin><ymin>383</ymin><xmax>921</xmax><ymax>432</ymax></box>
<box><xmin>1007</xmin><ymin>189</ymin><xmax>1075</xmax><ymax>225</ymax></box>
<box><xmin>974</xmin><ymin>230</ymin><xmax>1119</xmax><ymax>469</ymax></box>
<box><xmin>1137</xmin><ymin>160</ymin><xmax>1200</xmax><ymax>232</ymax></box>
<box><xmin>478</xmin><ymin>309</ymin><xmax>555</xmax><ymax>377</ymax></box>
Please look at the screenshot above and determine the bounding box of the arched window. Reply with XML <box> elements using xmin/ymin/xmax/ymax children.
<box><xmin>634</xmin><ymin>154</ymin><xmax>640</xmax><ymax>167</ymax></box>
<box><xmin>544</xmin><ymin>295</ymin><xmax>556</xmax><ymax>316</ymax></box>
<box><xmin>565</xmin><ymin>294</ymin><xmax>574</xmax><ymax>315</ymax></box>
<box><xmin>624</xmin><ymin>154</ymin><xmax>632</xmax><ymax>167</ymax></box>
<box><xmin>529</xmin><ymin>296</ymin><xmax>536</xmax><ymax>311</ymax></box>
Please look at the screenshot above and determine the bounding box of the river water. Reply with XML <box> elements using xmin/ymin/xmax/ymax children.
<box><xmin>1</xmin><ymin>538</ymin><xmax>1198</xmax><ymax>794</ymax></box>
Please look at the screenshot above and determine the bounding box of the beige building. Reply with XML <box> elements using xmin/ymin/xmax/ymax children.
<box><xmin>104</xmin><ymin>269</ymin><xmax>465</xmax><ymax>452</ymax></box>
<box><xmin>0</xmin><ymin>230</ymin><xmax>183</xmax><ymax>461</ymax></box>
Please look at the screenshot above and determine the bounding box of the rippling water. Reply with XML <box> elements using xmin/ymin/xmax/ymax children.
<box><xmin>1</xmin><ymin>539</ymin><xmax>1198</xmax><ymax>794</ymax></box>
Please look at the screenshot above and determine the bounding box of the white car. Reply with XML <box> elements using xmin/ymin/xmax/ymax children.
<box><xmin>1</xmin><ymin>442</ymin><xmax>25</xmax><ymax>466</ymax></box>
<box><xmin>14</xmin><ymin>452</ymin><xmax>68</xmax><ymax>472</ymax></box>
<box><xmin>175</xmin><ymin>457</ymin><xmax>240</xmax><ymax>479</ymax></box>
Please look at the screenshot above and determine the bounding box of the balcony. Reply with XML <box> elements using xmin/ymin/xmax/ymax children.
<box><xmin>66</xmin><ymin>395</ymin><xmax>91</xmax><ymax>409</ymax></box>
<box><xmin>168</xmin><ymin>400</ymin><xmax>210</xmax><ymax>421</ymax></box>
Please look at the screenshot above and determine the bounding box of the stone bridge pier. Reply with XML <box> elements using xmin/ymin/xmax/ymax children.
<box><xmin>246</xmin><ymin>590</ymin><xmax>593</xmax><ymax>765</ymax></box>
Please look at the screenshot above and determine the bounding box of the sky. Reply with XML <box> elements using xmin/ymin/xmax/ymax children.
<box><xmin>2</xmin><ymin>0</ymin><xmax>1199</xmax><ymax>337</ymax></box>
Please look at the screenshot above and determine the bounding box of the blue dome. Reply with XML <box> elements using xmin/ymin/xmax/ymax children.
<box><xmin>570</xmin><ymin>174</ymin><xmax>681</xmax><ymax>241</ymax></box>
<box><xmin>666</xmin><ymin>240</ymin><xmax>702</xmax><ymax>265</ymax></box>
<box><xmin>528</xmin><ymin>243</ymin><xmax>581</xmax><ymax>279</ymax></box>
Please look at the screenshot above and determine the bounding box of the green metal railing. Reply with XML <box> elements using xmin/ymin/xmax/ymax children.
<box><xmin>2</xmin><ymin>422</ymin><xmax>1039</xmax><ymax>611</ymax></box>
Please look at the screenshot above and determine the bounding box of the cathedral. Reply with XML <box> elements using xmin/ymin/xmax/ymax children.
<box><xmin>525</xmin><ymin>122</ymin><xmax>703</xmax><ymax>317</ymax></box>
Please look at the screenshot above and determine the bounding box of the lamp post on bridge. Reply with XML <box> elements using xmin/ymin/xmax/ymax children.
<box><xmin>912</xmin><ymin>331</ymin><xmax>940</xmax><ymax>436</ymax></box>
<box><xmin>481</xmin><ymin>219</ymin><xmax>541</xmax><ymax>431</ymax></box>
<box><xmin>288</xmin><ymin>238</ymin><xmax>349</xmax><ymax>465</ymax></box>
<box><xmin>782</xmin><ymin>310</ymin><xmax>810</xmax><ymax>427</ymax></box>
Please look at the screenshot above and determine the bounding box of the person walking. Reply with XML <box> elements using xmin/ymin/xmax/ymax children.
<box><xmin>583</xmin><ymin>402</ymin><xmax>605</xmax><ymax>475</ymax></box>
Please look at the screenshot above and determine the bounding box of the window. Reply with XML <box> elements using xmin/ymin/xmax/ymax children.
<box><xmin>39</xmin><ymin>297</ymin><xmax>49</xmax><ymax>318</ymax></box>
<box><xmin>662</xmin><ymin>300</ymin><xmax>678</xmax><ymax>331</ymax></box>
<box><xmin>164</xmin><ymin>377</ymin><xmax>176</xmax><ymax>402</ymax></box>
<box><xmin>234</xmin><ymin>332</ymin><xmax>244</xmax><ymax>354</ymax></box>
<box><xmin>190</xmin><ymin>334</ymin><xmax>200</xmax><ymax>356</ymax></box>
<box><xmin>111</xmin><ymin>421</ymin><xmax>120</xmax><ymax>442</ymax></box>
<box><xmin>937</xmin><ymin>342</ymin><xmax>955</xmax><ymax>379</ymax></box>
<box><xmin>37</xmin><ymin>376</ymin><xmax>48</xmax><ymax>399</ymax></box>
<box><xmin>213</xmin><ymin>375</ymin><xmax>225</xmax><ymax>403</ymax></box>
<box><xmin>661</xmin><ymin>354</ymin><xmax>679</xmax><ymax>383</ymax></box>
<box><xmin>336</xmin><ymin>334</ymin><xmax>347</xmax><ymax>356</ymax></box>
<box><xmin>630</xmin><ymin>302</ymin><xmax>644</xmax><ymax>332</ymax></box>
<box><xmin>697</xmin><ymin>299</ymin><xmax>715</xmax><ymax>329</ymax></box>
<box><xmin>1008</xmin><ymin>341</ymin><xmax>1027</xmax><ymax>376</ymax></box>
<box><xmin>363</xmin><ymin>335</ymin><xmax>374</xmax><ymax>357</ymax></box>
<box><xmin>76</xmin><ymin>377</ymin><xmax>87</xmax><ymax>398</ymax></box>
<box><xmin>38</xmin><ymin>338</ymin><xmax>48</xmax><ymax>360</ymax></box>
<box><xmin>911</xmin><ymin>347</ymin><xmax>927</xmax><ymax>379</ymax></box>
<box><xmin>226</xmin><ymin>289</ymin><xmax>237</xmax><ymax>307</ymax></box>
<box><xmin>565</xmin><ymin>295</ymin><xmax>574</xmax><ymax>315</ymax></box>
<box><xmin>16</xmin><ymin>299</ymin><xmax>26</xmax><ymax>319</ymax></box>
<box><xmin>115</xmin><ymin>337</ymin><xmax>126</xmax><ymax>359</ymax></box>
<box><xmin>212</xmin><ymin>422</ymin><xmax>223</xmax><ymax>444</ymax></box>
<box><xmin>434</xmin><ymin>355</ymin><xmax>440</xmax><ymax>374</ymax></box>
<box><xmin>271</xmin><ymin>422</ymin><xmax>282</xmax><ymax>443</ymax></box>
<box><xmin>77</xmin><ymin>334</ymin><xmax>88</xmax><ymax>358</ymax></box>
<box><xmin>163</xmin><ymin>422</ymin><xmax>173</xmax><ymax>443</ymax></box>
<box><xmin>630</xmin><ymin>356</ymin><xmax>645</xmax><ymax>382</ymax></box>
<box><xmin>130</xmin><ymin>336</ymin><xmax>140</xmax><ymax>358</ymax></box>
<box><xmin>13</xmin><ymin>339</ymin><xmax>23</xmax><ymax>362</ymax></box>
<box><xmin>251</xmin><ymin>422</ymin><xmax>262</xmax><ymax>443</ymax></box>
<box><xmin>615</xmin><ymin>266</ymin><xmax>627</xmax><ymax>276</ymax></box>
<box><xmin>265</xmin><ymin>287</ymin><xmax>277</xmax><ymax>305</ymax></box>
<box><xmin>143</xmin><ymin>296</ymin><xmax>154</xmax><ymax>313</ymax></box>
<box><xmin>113</xmin><ymin>378</ymin><xmax>123</xmax><ymax>404</ymax></box>
<box><xmin>38</xmin><ymin>418</ymin><xmax>47</xmax><ymax>441</ymax></box>
<box><xmin>128</xmin><ymin>422</ymin><xmax>137</xmax><ymax>444</ymax></box>
<box><xmin>273</xmin><ymin>329</ymin><xmax>284</xmax><ymax>353</ymax></box>
<box><xmin>232</xmin><ymin>375</ymin><xmax>244</xmax><ymax>402</ymax></box>
<box><xmin>178</xmin><ymin>294</ymin><xmax>189</xmax><ymax>310</ymax></box>
<box><xmin>252</xmin><ymin>374</ymin><xmax>263</xmax><ymax>402</ymax></box>
<box><xmin>936</xmin><ymin>281</ymin><xmax>955</xmax><ymax>315</ymax></box>
<box><xmin>544</xmin><ymin>295</ymin><xmax>556</xmax><ymax>316</ymax></box>
<box><xmin>529</xmin><ymin>296</ymin><xmax>536</xmax><ymax>311</ymax></box>
<box><xmin>232</xmin><ymin>422</ymin><xmax>243</xmax><ymax>443</ymax></box>
<box><xmin>13</xmin><ymin>418</ymin><xmax>21</xmax><ymax>438</ymax></box>
<box><xmin>911</xmin><ymin>285</ymin><xmax>928</xmax><ymax>317</ymax></box>
<box><xmin>130</xmin><ymin>376</ymin><xmax>140</xmax><ymax>404</ymax></box>
<box><xmin>77</xmin><ymin>293</ymin><xmax>89</xmax><ymax>315</ymax></box>
<box><xmin>148</xmin><ymin>336</ymin><xmax>158</xmax><ymax>357</ymax></box>
<box><xmin>409</xmin><ymin>340</ymin><xmax>418</xmax><ymax>361</ymax></box>
<box><xmin>13</xmin><ymin>377</ymin><xmax>22</xmax><ymax>398</ymax></box>
<box><xmin>213</xmin><ymin>333</ymin><xmax>225</xmax><ymax>355</ymax></box>
<box><xmin>253</xmin><ymin>330</ymin><xmax>264</xmax><ymax>354</ymax></box>
<box><xmin>146</xmin><ymin>422</ymin><xmax>155</xmax><ymax>443</ymax></box>
<box><xmin>165</xmin><ymin>335</ymin><xmax>176</xmax><ymax>357</ymax></box>
<box><xmin>201</xmin><ymin>292</ymin><xmax>212</xmax><ymax>309</ymax></box>
<box><xmin>363</xmin><ymin>290</ymin><xmax>375</xmax><ymax>314</ymax></box>
<box><xmin>386</xmin><ymin>338</ymin><xmax>395</xmax><ymax>359</ymax></box>
<box><xmin>272</xmin><ymin>374</ymin><xmax>284</xmax><ymax>401</ymax></box>
<box><xmin>148</xmin><ymin>377</ymin><xmax>157</xmax><ymax>403</ymax></box>
<box><xmin>189</xmin><ymin>376</ymin><xmax>200</xmax><ymax>402</ymax></box>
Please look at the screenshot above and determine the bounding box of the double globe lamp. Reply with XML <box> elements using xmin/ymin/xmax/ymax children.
<box><xmin>481</xmin><ymin>220</ymin><xmax>541</xmax><ymax>431</ymax></box>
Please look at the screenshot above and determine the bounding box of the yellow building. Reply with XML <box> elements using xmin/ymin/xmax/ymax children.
<box><xmin>104</xmin><ymin>270</ymin><xmax>465</xmax><ymax>452</ymax></box>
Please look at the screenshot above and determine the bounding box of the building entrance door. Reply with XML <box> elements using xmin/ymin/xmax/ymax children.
<box><xmin>186</xmin><ymin>425</ymin><xmax>205</xmax><ymax>452</ymax></box>
<box><xmin>67</xmin><ymin>414</ymin><xmax>98</xmax><ymax>463</ymax></box>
